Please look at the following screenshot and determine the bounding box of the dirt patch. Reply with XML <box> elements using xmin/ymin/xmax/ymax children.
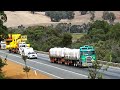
<box><xmin>2</xmin><ymin>60</ymin><xmax>52</xmax><ymax>79</ymax></box>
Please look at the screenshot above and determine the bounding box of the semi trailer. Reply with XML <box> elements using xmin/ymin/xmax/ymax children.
<box><xmin>49</xmin><ymin>45</ymin><xmax>96</xmax><ymax>67</ymax></box>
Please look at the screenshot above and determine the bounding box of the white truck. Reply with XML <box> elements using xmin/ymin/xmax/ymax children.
<box><xmin>0</xmin><ymin>41</ymin><xmax>6</xmax><ymax>49</ymax></box>
<box><xmin>19</xmin><ymin>47</ymin><xmax>37</xmax><ymax>59</ymax></box>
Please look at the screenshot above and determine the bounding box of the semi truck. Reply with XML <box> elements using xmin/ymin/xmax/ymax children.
<box><xmin>49</xmin><ymin>45</ymin><xmax>96</xmax><ymax>67</ymax></box>
<box><xmin>19</xmin><ymin>47</ymin><xmax>37</xmax><ymax>59</ymax></box>
<box><xmin>5</xmin><ymin>34</ymin><xmax>30</xmax><ymax>53</ymax></box>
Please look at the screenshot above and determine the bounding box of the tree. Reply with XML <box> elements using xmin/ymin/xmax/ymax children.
<box><xmin>80</xmin><ymin>11</ymin><xmax>88</xmax><ymax>15</ymax></box>
<box><xmin>55</xmin><ymin>23</ymin><xmax>69</xmax><ymax>32</ymax></box>
<box><xmin>66</xmin><ymin>11</ymin><xmax>75</xmax><ymax>19</ymax></box>
<box><xmin>108</xmin><ymin>23</ymin><xmax>120</xmax><ymax>41</ymax></box>
<box><xmin>89</xmin><ymin>11</ymin><xmax>95</xmax><ymax>21</ymax></box>
<box><xmin>0</xmin><ymin>11</ymin><xmax>8</xmax><ymax>41</ymax></box>
<box><xmin>88</xmin><ymin>20</ymin><xmax>110</xmax><ymax>34</ymax></box>
<box><xmin>45</xmin><ymin>11</ymin><xmax>74</xmax><ymax>22</ymax></box>
<box><xmin>102</xmin><ymin>11</ymin><xmax>116</xmax><ymax>24</ymax></box>
<box><xmin>30</xmin><ymin>11</ymin><xmax>35</xmax><ymax>14</ymax></box>
<box><xmin>108</xmin><ymin>12</ymin><xmax>116</xmax><ymax>24</ymax></box>
<box><xmin>22</xmin><ymin>55</ymin><xmax>30</xmax><ymax>79</ymax></box>
<box><xmin>62</xmin><ymin>33</ymin><xmax>72</xmax><ymax>47</ymax></box>
<box><xmin>0</xmin><ymin>56</ymin><xmax>7</xmax><ymax>79</ymax></box>
<box><xmin>102</xmin><ymin>11</ymin><xmax>110</xmax><ymax>20</ymax></box>
<box><xmin>0</xmin><ymin>11</ymin><xmax>7</xmax><ymax>22</ymax></box>
<box><xmin>88</xmin><ymin>60</ymin><xmax>109</xmax><ymax>79</ymax></box>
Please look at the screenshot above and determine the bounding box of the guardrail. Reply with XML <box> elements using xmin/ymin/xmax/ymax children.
<box><xmin>97</xmin><ymin>60</ymin><xmax>120</xmax><ymax>68</ymax></box>
<box><xmin>35</xmin><ymin>50</ymin><xmax>120</xmax><ymax>68</ymax></box>
<box><xmin>34</xmin><ymin>50</ymin><xmax>49</xmax><ymax>55</ymax></box>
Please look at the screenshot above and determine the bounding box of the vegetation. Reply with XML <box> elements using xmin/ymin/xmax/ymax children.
<box><xmin>0</xmin><ymin>11</ymin><xmax>8</xmax><ymax>79</ymax></box>
<box><xmin>55</xmin><ymin>23</ymin><xmax>90</xmax><ymax>33</ymax></box>
<box><xmin>88</xmin><ymin>60</ymin><xmax>109</xmax><ymax>79</ymax></box>
<box><xmin>89</xmin><ymin>11</ymin><xmax>95</xmax><ymax>21</ymax></box>
<box><xmin>102</xmin><ymin>11</ymin><xmax>116</xmax><ymax>24</ymax></box>
<box><xmin>45</xmin><ymin>11</ymin><xmax>75</xmax><ymax>22</ymax></box>
<box><xmin>0</xmin><ymin>11</ymin><xmax>8</xmax><ymax>41</ymax></box>
<box><xmin>22</xmin><ymin>55</ymin><xmax>30</xmax><ymax>79</ymax></box>
<box><xmin>72</xmin><ymin>33</ymin><xmax>85</xmax><ymax>40</ymax></box>
<box><xmin>0</xmin><ymin>56</ymin><xmax>7</xmax><ymax>79</ymax></box>
<box><xmin>71</xmin><ymin>20</ymin><xmax>120</xmax><ymax>63</ymax></box>
<box><xmin>80</xmin><ymin>11</ymin><xmax>88</xmax><ymax>15</ymax></box>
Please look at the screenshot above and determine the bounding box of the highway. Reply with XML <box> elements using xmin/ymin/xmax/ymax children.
<box><xmin>0</xmin><ymin>50</ymin><xmax>120</xmax><ymax>79</ymax></box>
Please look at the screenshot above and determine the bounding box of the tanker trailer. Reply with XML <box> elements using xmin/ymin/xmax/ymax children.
<box><xmin>49</xmin><ymin>47</ymin><xmax>69</xmax><ymax>63</ymax></box>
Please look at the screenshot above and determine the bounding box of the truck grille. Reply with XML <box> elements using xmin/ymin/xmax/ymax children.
<box><xmin>86</xmin><ymin>56</ymin><xmax>92</xmax><ymax>63</ymax></box>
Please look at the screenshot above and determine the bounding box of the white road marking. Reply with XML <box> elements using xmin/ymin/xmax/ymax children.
<box><xmin>28</xmin><ymin>60</ymin><xmax>88</xmax><ymax>77</ymax></box>
<box><xmin>34</xmin><ymin>70</ymin><xmax>37</xmax><ymax>76</ymax></box>
<box><xmin>0</xmin><ymin>50</ymin><xmax>88</xmax><ymax>78</ymax></box>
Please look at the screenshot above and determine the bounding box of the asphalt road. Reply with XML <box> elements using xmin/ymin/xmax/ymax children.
<box><xmin>0</xmin><ymin>50</ymin><xmax>120</xmax><ymax>79</ymax></box>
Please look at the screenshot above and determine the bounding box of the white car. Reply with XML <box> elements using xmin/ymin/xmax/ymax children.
<box><xmin>27</xmin><ymin>52</ymin><xmax>37</xmax><ymax>59</ymax></box>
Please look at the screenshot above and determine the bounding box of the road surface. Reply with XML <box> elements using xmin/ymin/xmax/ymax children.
<box><xmin>0</xmin><ymin>50</ymin><xmax>120</xmax><ymax>79</ymax></box>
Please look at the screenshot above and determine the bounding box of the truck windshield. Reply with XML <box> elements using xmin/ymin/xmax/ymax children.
<box><xmin>81</xmin><ymin>51</ymin><xmax>95</xmax><ymax>56</ymax></box>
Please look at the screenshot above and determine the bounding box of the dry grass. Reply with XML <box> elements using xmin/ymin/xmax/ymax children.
<box><xmin>2</xmin><ymin>60</ymin><xmax>52</xmax><ymax>79</ymax></box>
<box><xmin>4</xmin><ymin>11</ymin><xmax>120</xmax><ymax>28</ymax></box>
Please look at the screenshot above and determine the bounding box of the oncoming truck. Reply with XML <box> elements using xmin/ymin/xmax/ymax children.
<box><xmin>5</xmin><ymin>34</ymin><xmax>30</xmax><ymax>53</ymax></box>
<box><xmin>19</xmin><ymin>47</ymin><xmax>37</xmax><ymax>59</ymax></box>
<box><xmin>49</xmin><ymin>45</ymin><xmax>96</xmax><ymax>67</ymax></box>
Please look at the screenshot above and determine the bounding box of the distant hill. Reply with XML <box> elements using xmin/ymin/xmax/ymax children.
<box><xmin>3</xmin><ymin>11</ymin><xmax>120</xmax><ymax>28</ymax></box>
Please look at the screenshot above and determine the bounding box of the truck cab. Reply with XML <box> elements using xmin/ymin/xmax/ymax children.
<box><xmin>20</xmin><ymin>47</ymin><xmax>37</xmax><ymax>59</ymax></box>
<box><xmin>80</xmin><ymin>45</ymin><xmax>96</xmax><ymax>66</ymax></box>
<box><xmin>0</xmin><ymin>41</ymin><xmax>6</xmax><ymax>49</ymax></box>
<box><xmin>27</xmin><ymin>52</ymin><xmax>37</xmax><ymax>59</ymax></box>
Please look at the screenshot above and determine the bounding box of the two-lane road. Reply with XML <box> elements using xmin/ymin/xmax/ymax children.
<box><xmin>0</xmin><ymin>50</ymin><xmax>120</xmax><ymax>79</ymax></box>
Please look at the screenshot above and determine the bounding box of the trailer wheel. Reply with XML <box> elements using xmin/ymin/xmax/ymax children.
<box><xmin>9</xmin><ymin>50</ymin><xmax>11</xmax><ymax>53</ymax></box>
<box><xmin>67</xmin><ymin>62</ymin><xmax>69</xmax><ymax>66</ymax></box>
<box><xmin>75</xmin><ymin>64</ymin><xmax>78</xmax><ymax>67</ymax></box>
<box><xmin>74</xmin><ymin>63</ymin><xmax>76</xmax><ymax>66</ymax></box>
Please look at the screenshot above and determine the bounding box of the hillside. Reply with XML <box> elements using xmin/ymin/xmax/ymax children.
<box><xmin>3</xmin><ymin>11</ymin><xmax>120</xmax><ymax>28</ymax></box>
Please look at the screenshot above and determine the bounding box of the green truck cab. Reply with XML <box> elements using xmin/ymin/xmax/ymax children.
<box><xmin>80</xmin><ymin>45</ymin><xmax>96</xmax><ymax>66</ymax></box>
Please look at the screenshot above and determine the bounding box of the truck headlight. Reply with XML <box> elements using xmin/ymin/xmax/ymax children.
<box><xmin>92</xmin><ymin>56</ymin><xmax>96</xmax><ymax>60</ymax></box>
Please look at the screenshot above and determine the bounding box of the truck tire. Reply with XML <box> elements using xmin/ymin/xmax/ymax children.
<box><xmin>9</xmin><ymin>50</ymin><xmax>11</xmax><ymax>53</ymax></box>
<box><xmin>79</xmin><ymin>62</ymin><xmax>83</xmax><ymax>68</ymax></box>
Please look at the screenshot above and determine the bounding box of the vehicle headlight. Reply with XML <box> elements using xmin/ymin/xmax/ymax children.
<box><xmin>92</xmin><ymin>56</ymin><xmax>96</xmax><ymax>60</ymax></box>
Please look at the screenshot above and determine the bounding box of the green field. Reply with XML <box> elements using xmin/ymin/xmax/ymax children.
<box><xmin>72</xmin><ymin>33</ymin><xmax>86</xmax><ymax>42</ymax></box>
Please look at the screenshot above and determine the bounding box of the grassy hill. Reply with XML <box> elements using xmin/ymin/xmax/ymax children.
<box><xmin>4</xmin><ymin>11</ymin><xmax>120</xmax><ymax>28</ymax></box>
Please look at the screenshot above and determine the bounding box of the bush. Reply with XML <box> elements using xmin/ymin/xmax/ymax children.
<box><xmin>80</xmin><ymin>11</ymin><xmax>88</xmax><ymax>15</ymax></box>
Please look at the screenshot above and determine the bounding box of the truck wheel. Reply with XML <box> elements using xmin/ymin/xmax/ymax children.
<box><xmin>75</xmin><ymin>64</ymin><xmax>78</xmax><ymax>67</ymax></box>
<box><xmin>9</xmin><ymin>50</ymin><xmax>11</xmax><ymax>53</ymax></box>
<box><xmin>79</xmin><ymin>62</ymin><xmax>83</xmax><ymax>68</ymax></box>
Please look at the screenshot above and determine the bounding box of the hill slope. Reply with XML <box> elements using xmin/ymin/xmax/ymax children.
<box><xmin>3</xmin><ymin>11</ymin><xmax>120</xmax><ymax>28</ymax></box>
